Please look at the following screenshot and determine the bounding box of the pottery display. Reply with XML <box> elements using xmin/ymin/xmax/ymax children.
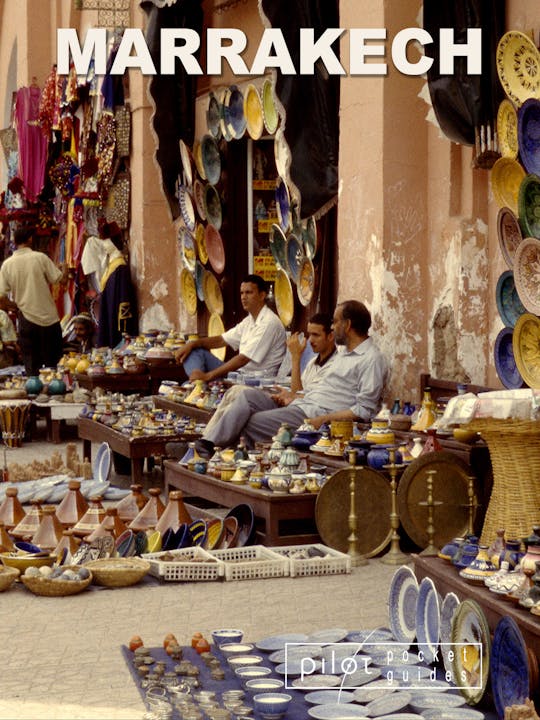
<box><xmin>129</xmin><ymin>488</ymin><xmax>165</xmax><ymax>532</ymax></box>
<box><xmin>267</xmin><ymin>468</ymin><xmax>291</xmax><ymax>494</ymax></box>
<box><xmin>55</xmin><ymin>480</ymin><xmax>88</xmax><ymax>528</ymax></box>
<box><xmin>31</xmin><ymin>505</ymin><xmax>64</xmax><ymax>551</ymax></box>
<box><xmin>460</xmin><ymin>545</ymin><xmax>497</xmax><ymax>583</ymax></box>
<box><xmin>365</xmin><ymin>418</ymin><xmax>395</xmax><ymax>445</ymax></box>
<box><xmin>411</xmin><ymin>388</ymin><xmax>436</xmax><ymax>431</ymax></box>
<box><xmin>0</xmin><ymin>487</ymin><xmax>26</xmax><ymax>530</ymax></box>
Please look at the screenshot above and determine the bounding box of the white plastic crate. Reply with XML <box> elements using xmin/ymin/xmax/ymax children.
<box><xmin>209</xmin><ymin>545</ymin><xmax>289</xmax><ymax>581</ymax></box>
<box><xmin>141</xmin><ymin>546</ymin><xmax>224</xmax><ymax>582</ymax></box>
<box><xmin>271</xmin><ymin>544</ymin><xmax>351</xmax><ymax>577</ymax></box>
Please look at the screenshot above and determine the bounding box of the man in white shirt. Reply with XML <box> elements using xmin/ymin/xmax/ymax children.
<box><xmin>175</xmin><ymin>274</ymin><xmax>286</xmax><ymax>382</ymax></box>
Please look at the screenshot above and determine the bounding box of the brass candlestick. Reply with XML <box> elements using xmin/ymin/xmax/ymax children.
<box><xmin>419</xmin><ymin>469</ymin><xmax>442</xmax><ymax>556</ymax></box>
<box><xmin>381</xmin><ymin>446</ymin><xmax>409</xmax><ymax>565</ymax></box>
<box><xmin>347</xmin><ymin>457</ymin><xmax>368</xmax><ymax>567</ymax></box>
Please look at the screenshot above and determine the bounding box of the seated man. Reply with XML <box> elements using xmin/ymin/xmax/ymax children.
<box><xmin>197</xmin><ymin>301</ymin><xmax>388</xmax><ymax>455</ymax></box>
<box><xmin>63</xmin><ymin>312</ymin><xmax>96</xmax><ymax>354</ymax></box>
<box><xmin>175</xmin><ymin>274</ymin><xmax>286</xmax><ymax>382</ymax></box>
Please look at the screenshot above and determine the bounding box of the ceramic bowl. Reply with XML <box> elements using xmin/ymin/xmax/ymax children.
<box><xmin>235</xmin><ymin>666</ymin><xmax>273</xmax><ymax>687</ymax></box>
<box><xmin>227</xmin><ymin>654</ymin><xmax>264</xmax><ymax>668</ymax></box>
<box><xmin>212</xmin><ymin>628</ymin><xmax>244</xmax><ymax>647</ymax></box>
<box><xmin>253</xmin><ymin>693</ymin><xmax>292</xmax><ymax>719</ymax></box>
<box><xmin>245</xmin><ymin>678</ymin><xmax>284</xmax><ymax>695</ymax></box>
<box><xmin>221</xmin><ymin>642</ymin><xmax>254</xmax><ymax>659</ymax></box>
<box><xmin>0</xmin><ymin>552</ymin><xmax>55</xmax><ymax>571</ymax></box>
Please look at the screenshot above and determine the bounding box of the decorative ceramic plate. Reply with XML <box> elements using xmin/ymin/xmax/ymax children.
<box><xmin>192</xmin><ymin>139</ymin><xmax>206</xmax><ymax>180</ymax></box>
<box><xmin>256</xmin><ymin>633</ymin><xmax>309</xmax><ymax>652</ymax></box>
<box><xmin>179</xmin><ymin>139</ymin><xmax>193</xmax><ymax>187</ymax></box>
<box><xmin>147</xmin><ymin>530</ymin><xmax>161</xmax><ymax>553</ymax></box>
<box><xmin>205</xmin><ymin>224</ymin><xmax>225</xmax><ymax>274</ymax></box>
<box><xmin>308</xmin><ymin>629</ymin><xmax>349</xmax><ymax>644</ymax></box>
<box><xmin>450</xmin><ymin>599</ymin><xmax>490</xmax><ymax>705</ymax></box>
<box><xmin>316</xmin><ymin>467</ymin><xmax>392</xmax><ymax>557</ymax></box>
<box><xmin>491</xmin><ymin>157</ymin><xmax>526</xmax><ymax>214</ymax></box>
<box><xmin>518</xmin><ymin>98</ymin><xmax>540</xmax><ymax>175</ymax></box>
<box><xmin>497</xmin><ymin>99</ymin><xmax>519</xmax><ymax>159</ymax></box>
<box><xmin>178</xmin><ymin>185</ymin><xmax>196</xmax><ymax>232</ymax></box>
<box><xmin>203</xmin><ymin>270</ymin><xmax>224</xmax><ymax>315</ymax></box>
<box><xmin>204</xmin><ymin>183</ymin><xmax>222</xmax><ymax>230</ymax></box>
<box><xmin>276</xmin><ymin>659</ymin><xmax>322</xmax><ymax>676</ymax></box>
<box><xmin>270</xmin><ymin>223</ymin><xmax>288</xmax><ymax>270</ymax></box>
<box><xmin>518</xmin><ymin>174</ymin><xmax>540</xmax><ymax>239</ymax></box>
<box><xmin>180</xmin><ymin>267</ymin><xmax>197</xmax><ymax>316</ymax></box>
<box><xmin>194</xmin><ymin>260</ymin><xmax>205</xmax><ymax>302</ymax></box>
<box><xmin>269</xmin><ymin>646</ymin><xmax>322</xmax><ymax>664</ymax></box>
<box><xmin>178</xmin><ymin>226</ymin><xmax>197</xmax><ymax>273</ymax></box>
<box><xmin>496</xmin><ymin>31</ymin><xmax>540</xmax><ymax>107</ymax></box>
<box><xmin>494</xmin><ymin>326</ymin><xmax>525</xmax><ymax>389</ymax></box>
<box><xmin>274</xmin><ymin>268</ymin><xmax>294</xmax><ymax>328</ymax></box>
<box><xmin>206</xmin><ymin>92</ymin><xmax>221</xmax><ymax>140</ymax></box>
<box><xmin>409</xmin><ymin>693</ymin><xmax>465</xmax><ymax>713</ymax></box>
<box><xmin>514</xmin><ymin>237</ymin><xmax>540</xmax><ymax>313</ymax></box>
<box><xmin>93</xmin><ymin>441</ymin><xmax>112</xmax><ymax>484</ymax></box>
<box><xmin>341</xmin><ymin>667</ymin><xmax>381</xmax><ymax>687</ymax></box>
<box><xmin>396</xmin><ymin>452</ymin><xmax>476</xmax><ymax>549</ymax></box>
<box><xmin>194</xmin><ymin>223</ymin><xmax>208</xmax><ymax>264</ymax></box>
<box><xmin>512</xmin><ymin>312</ymin><xmax>540</xmax><ymax>388</ymax></box>
<box><xmin>244</xmin><ymin>83</ymin><xmax>264</xmax><ymax>140</ymax></box>
<box><xmin>225</xmin><ymin>503</ymin><xmax>255</xmax><ymax>547</ymax></box>
<box><xmin>218</xmin><ymin>88</ymin><xmax>233</xmax><ymax>142</ymax></box>
<box><xmin>203</xmin><ymin>518</ymin><xmax>223</xmax><ymax>550</ymax></box>
<box><xmin>497</xmin><ymin>206</ymin><xmax>523</xmax><ymax>268</ymax></box>
<box><xmin>193</xmin><ymin>180</ymin><xmax>207</xmax><ymax>221</ymax></box>
<box><xmin>200</xmin><ymin>134</ymin><xmax>221</xmax><ymax>185</ymax></box>
<box><xmin>303</xmin><ymin>216</ymin><xmax>318</xmax><ymax>259</ymax></box>
<box><xmin>421</xmin><ymin>709</ymin><xmax>485</xmax><ymax>720</ymax></box>
<box><xmin>491</xmin><ymin>616</ymin><xmax>529</xmax><ymax>719</ymax></box>
<box><xmin>292</xmin><ymin>675</ymin><xmax>341</xmax><ymax>691</ymax></box>
<box><xmin>351</xmin><ymin>679</ymin><xmax>401</xmax><ymax>703</ymax></box>
<box><xmin>496</xmin><ymin>269</ymin><xmax>526</xmax><ymax>327</ymax></box>
<box><xmin>297</xmin><ymin>256</ymin><xmax>315</xmax><ymax>307</ymax></box>
<box><xmin>274</xmin><ymin>128</ymin><xmax>291</xmax><ymax>178</ymax></box>
<box><xmin>305</xmin><ymin>691</ymin><xmax>355</xmax><ymax>706</ymax></box>
<box><xmin>188</xmin><ymin>519</ymin><xmax>207</xmax><ymax>546</ymax></box>
<box><xmin>415</xmin><ymin>577</ymin><xmax>440</xmax><ymax>664</ymax></box>
<box><xmin>116</xmin><ymin>529</ymin><xmax>135</xmax><ymax>558</ymax></box>
<box><xmin>224</xmin><ymin>85</ymin><xmax>246</xmax><ymax>139</ymax></box>
<box><xmin>364</xmin><ymin>691</ymin><xmax>412</xmax><ymax>718</ymax></box>
<box><xmin>208</xmin><ymin>313</ymin><xmax>226</xmax><ymax>360</ymax></box>
<box><xmin>307</xmin><ymin>704</ymin><xmax>371</xmax><ymax>719</ymax></box>
<box><xmin>215</xmin><ymin>515</ymin><xmax>238</xmax><ymax>549</ymax></box>
<box><xmin>286</xmin><ymin>232</ymin><xmax>305</xmax><ymax>282</ymax></box>
<box><xmin>262</xmin><ymin>78</ymin><xmax>279</xmax><ymax>134</ymax></box>
<box><xmin>440</xmin><ymin>592</ymin><xmax>460</xmax><ymax>677</ymax></box>
<box><xmin>276</xmin><ymin>176</ymin><xmax>291</xmax><ymax>231</ymax></box>
<box><xmin>388</xmin><ymin>565</ymin><xmax>418</xmax><ymax>645</ymax></box>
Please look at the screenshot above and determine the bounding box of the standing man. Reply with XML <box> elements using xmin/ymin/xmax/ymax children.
<box><xmin>0</xmin><ymin>226</ymin><xmax>66</xmax><ymax>375</ymax></box>
<box><xmin>175</xmin><ymin>274</ymin><xmax>286</xmax><ymax>382</ymax></box>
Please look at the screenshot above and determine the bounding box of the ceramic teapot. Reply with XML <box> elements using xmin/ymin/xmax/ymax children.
<box><xmin>267</xmin><ymin>468</ymin><xmax>291</xmax><ymax>494</ymax></box>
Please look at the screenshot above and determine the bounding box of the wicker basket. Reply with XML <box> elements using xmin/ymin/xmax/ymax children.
<box><xmin>20</xmin><ymin>566</ymin><xmax>93</xmax><ymax>596</ymax></box>
<box><xmin>466</xmin><ymin>418</ymin><xmax>540</xmax><ymax>543</ymax></box>
<box><xmin>84</xmin><ymin>557</ymin><xmax>151</xmax><ymax>587</ymax></box>
<box><xmin>0</xmin><ymin>565</ymin><xmax>19</xmax><ymax>591</ymax></box>
<box><xmin>209</xmin><ymin>545</ymin><xmax>289</xmax><ymax>581</ymax></box>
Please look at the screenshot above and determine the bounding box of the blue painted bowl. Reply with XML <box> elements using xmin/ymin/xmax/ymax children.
<box><xmin>15</xmin><ymin>541</ymin><xmax>42</xmax><ymax>554</ymax></box>
<box><xmin>212</xmin><ymin>628</ymin><xmax>244</xmax><ymax>647</ymax></box>
<box><xmin>253</xmin><ymin>692</ymin><xmax>292</xmax><ymax>718</ymax></box>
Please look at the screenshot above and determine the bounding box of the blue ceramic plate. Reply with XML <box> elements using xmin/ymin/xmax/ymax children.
<box><xmin>291</xmin><ymin>675</ymin><xmax>341</xmax><ymax>691</ymax></box>
<box><xmin>286</xmin><ymin>232</ymin><xmax>305</xmax><ymax>283</ymax></box>
<box><xmin>201</xmin><ymin>134</ymin><xmax>221</xmax><ymax>186</ymax></box>
<box><xmin>256</xmin><ymin>633</ymin><xmax>309</xmax><ymax>652</ymax></box>
<box><xmin>415</xmin><ymin>577</ymin><xmax>440</xmax><ymax>665</ymax></box>
<box><xmin>494</xmin><ymin>327</ymin><xmax>525</xmax><ymax>389</ymax></box>
<box><xmin>189</xmin><ymin>519</ymin><xmax>207</xmax><ymax>546</ymax></box>
<box><xmin>269</xmin><ymin>223</ymin><xmax>288</xmax><ymax>270</ymax></box>
<box><xmin>15</xmin><ymin>541</ymin><xmax>43</xmax><ymax>554</ymax></box>
<box><xmin>134</xmin><ymin>530</ymin><xmax>148</xmax><ymax>556</ymax></box>
<box><xmin>518</xmin><ymin>173</ymin><xmax>540</xmax><ymax>239</ymax></box>
<box><xmin>495</xmin><ymin>270</ymin><xmax>526</xmax><ymax>327</ymax></box>
<box><xmin>491</xmin><ymin>616</ymin><xmax>529</xmax><ymax>719</ymax></box>
<box><xmin>93</xmin><ymin>442</ymin><xmax>112</xmax><ymax>484</ymax></box>
<box><xmin>388</xmin><ymin>565</ymin><xmax>418</xmax><ymax>645</ymax></box>
<box><xmin>307</xmin><ymin>704</ymin><xmax>370</xmax><ymax>719</ymax></box>
<box><xmin>206</xmin><ymin>92</ymin><xmax>221</xmax><ymax>140</ymax></box>
<box><xmin>440</xmin><ymin>592</ymin><xmax>461</xmax><ymax>677</ymax></box>
<box><xmin>275</xmin><ymin>177</ymin><xmax>291</xmax><ymax>231</ymax></box>
<box><xmin>305</xmin><ymin>690</ymin><xmax>355</xmax><ymax>705</ymax></box>
<box><xmin>224</xmin><ymin>85</ymin><xmax>246</xmax><ymax>139</ymax></box>
<box><xmin>421</xmin><ymin>709</ymin><xmax>485</xmax><ymax>719</ymax></box>
<box><xmin>409</xmin><ymin>692</ymin><xmax>465</xmax><ymax>713</ymax></box>
<box><xmin>364</xmin><ymin>691</ymin><xmax>412</xmax><ymax>718</ymax></box>
<box><xmin>204</xmin><ymin>183</ymin><xmax>222</xmax><ymax>230</ymax></box>
<box><xmin>518</xmin><ymin>98</ymin><xmax>540</xmax><ymax>176</ymax></box>
<box><xmin>103</xmin><ymin>486</ymin><xmax>131</xmax><ymax>501</ymax></box>
<box><xmin>116</xmin><ymin>529</ymin><xmax>135</xmax><ymax>558</ymax></box>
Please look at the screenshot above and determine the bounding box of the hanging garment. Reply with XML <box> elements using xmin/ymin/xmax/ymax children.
<box><xmin>15</xmin><ymin>85</ymin><xmax>48</xmax><ymax>202</ymax></box>
<box><xmin>97</xmin><ymin>257</ymin><xmax>138</xmax><ymax>347</ymax></box>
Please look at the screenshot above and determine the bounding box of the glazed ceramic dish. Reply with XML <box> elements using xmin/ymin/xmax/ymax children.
<box><xmin>388</xmin><ymin>565</ymin><xmax>418</xmax><ymax>645</ymax></box>
<box><xmin>450</xmin><ymin>598</ymin><xmax>490</xmax><ymax>705</ymax></box>
<box><xmin>275</xmin><ymin>176</ymin><xmax>291</xmax><ymax>231</ymax></box>
<box><xmin>193</xmin><ymin>180</ymin><xmax>207</xmax><ymax>221</ymax></box>
<box><xmin>262</xmin><ymin>78</ymin><xmax>279</xmax><ymax>134</ymax></box>
<box><xmin>491</xmin><ymin>616</ymin><xmax>529</xmax><ymax>719</ymax></box>
<box><xmin>494</xmin><ymin>326</ymin><xmax>525</xmax><ymax>390</ymax></box>
<box><xmin>192</xmin><ymin>139</ymin><xmax>206</xmax><ymax>180</ymax></box>
<box><xmin>518</xmin><ymin>174</ymin><xmax>540</xmax><ymax>239</ymax></box>
<box><xmin>93</xmin><ymin>442</ymin><xmax>112</xmax><ymax>483</ymax></box>
<box><xmin>497</xmin><ymin>206</ymin><xmax>523</xmax><ymax>268</ymax></box>
<box><xmin>490</xmin><ymin>157</ymin><xmax>526</xmax><ymax>214</ymax></box>
<box><xmin>180</xmin><ymin>268</ymin><xmax>197</xmax><ymax>316</ymax></box>
<box><xmin>496</xmin><ymin>31</ymin><xmax>540</xmax><ymax>106</ymax></box>
<box><xmin>518</xmin><ymin>99</ymin><xmax>540</xmax><ymax>175</ymax></box>
<box><xmin>440</xmin><ymin>592</ymin><xmax>460</xmax><ymax>676</ymax></box>
<box><xmin>204</xmin><ymin>181</ymin><xmax>223</xmax><ymax>230</ymax></box>
<box><xmin>194</xmin><ymin>261</ymin><xmax>205</xmax><ymax>302</ymax></box>
<box><xmin>513</xmin><ymin>237</ymin><xmax>540</xmax><ymax>314</ymax></box>
<box><xmin>305</xmin><ymin>691</ymin><xmax>354</xmax><ymax>706</ymax></box>
<box><xmin>364</xmin><ymin>691</ymin><xmax>412</xmax><ymax>718</ymax></box>
<box><xmin>495</xmin><ymin>270</ymin><xmax>526</xmax><ymax>328</ymax></box>
<box><xmin>224</xmin><ymin>85</ymin><xmax>246</xmax><ymax>139</ymax></box>
<box><xmin>206</xmin><ymin>92</ymin><xmax>221</xmax><ymax>140</ymax></box>
<box><xmin>179</xmin><ymin>139</ymin><xmax>193</xmax><ymax>187</ymax></box>
<box><xmin>297</xmin><ymin>256</ymin><xmax>315</xmax><ymax>307</ymax></box>
<box><xmin>274</xmin><ymin>128</ymin><xmax>291</xmax><ymax>178</ymax></box>
<box><xmin>203</xmin><ymin>270</ymin><xmax>224</xmax><ymax>315</ymax></box>
<box><xmin>291</xmin><ymin>675</ymin><xmax>341</xmax><ymax>691</ymax></box>
<box><xmin>244</xmin><ymin>83</ymin><xmax>264</xmax><ymax>140</ymax></box>
<box><xmin>274</xmin><ymin>269</ymin><xmax>294</xmax><ymax>328</ymax></box>
<box><xmin>208</xmin><ymin>312</ymin><xmax>226</xmax><ymax>360</ymax></box>
<box><xmin>512</xmin><ymin>312</ymin><xmax>540</xmax><ymax>388</ymax></box>
<box><xmin>200</xmin><ymin>134</ymin><xmax>221</xmax><ymax>186</ymax></box>
<box><xmin>303</xmin><ymin>216</ymin><xmax>317</xmax><ymax>259</ymax></box>
<box><xmin>205</xmin><ymin>224</ymin><xmax>225</xmax><ymax>275</ymax></box>
<box><xmin>255</xmin><ymin>633</ymin><xmax>309</xmax><ymax>652</ymax></box>
<box><xmin>195</xmin><ymin>223</ymin><xmax>208</xmax><ymax>264</ymax></box>
<box><xmin>307</xmin><ymin>703</ymin><xmax>371</xmax><ymax>719</ymax></box>
<box><xmin>415</xmin><ymin>576</ymin><xmax>440</xmax><ymax>664</ymax></box>
<box><xmin>178</xmin><ymin>185</ymin><xmax>196</xmax><ymax>232</ymax></box>
<box><xmin>178</xmin><ymin>226</ymin><xmax>196</xmax><ymax>273</ymax></box>
<box><xmin>225</xmin><ymin>503</ymin><xmax>255</xmax><ymax>547</ymax></box>
<box><xmin>497</xmin><ymin>98</ymin><xmax>519</xmax><ymax>159</ymax></box>
<box><xmin>269</xmin><ymin>223</ymin><xmax>288</xmax><ymax>270</ymax></box>
<box><xmin>218</xmin><ymin>88</ymin><xmax>233</xmax><ymax>142</ymax></box>
<box><xmin>285</xmin><ymin>232</ymin><xmax>304</xmax><ymax>282</ymax></box>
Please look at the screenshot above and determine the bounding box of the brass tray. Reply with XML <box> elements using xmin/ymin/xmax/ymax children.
<box><xmin>396</xmin><ymin>451</ymin><xmax>477</xmax><ymax>550</ymax></box>
<box><xmin>315</xmin><ymin>467</ymin><xmax>392</xmax><ymax>557</ymax></box>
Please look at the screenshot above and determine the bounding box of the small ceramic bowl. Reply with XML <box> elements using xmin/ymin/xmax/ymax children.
<box><xmin>212</xmin><ymin>629</ymin><xmax>244</xmax><ymax>647</ymax></box>
<box><xmin>227</xmin><ymin>654</ymin><xmax>264</xmax><ymax>669</ymax></box>
<box><xmin>234</xmin><ymin>666</ymin><xmax>272</xmax><ymax>686</ymax></box>
<box><xmin>221</xmin><ymin>643</ymin><xmax>255</xmax><ymax>659</ymax></box>
<box><xmin>245</xmin><ymin>678</ymin><xmax>284</xmax><ymax>695</ymax></box>
<box><xmin>253</xmin><ymin>692</ymin><xmax>292</xmax><ymax>718</ymax></box>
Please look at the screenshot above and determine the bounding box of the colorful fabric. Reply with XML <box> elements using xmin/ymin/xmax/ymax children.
<box><xmin>15</xmin><ymin>85</ymin><xmax>48</xmax><ymax>202</ymax></box>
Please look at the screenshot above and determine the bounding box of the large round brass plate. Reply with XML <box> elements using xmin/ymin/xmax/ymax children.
<box><xmin>315</xmin><ymin>467</ymin><xmax>392</xmax><ymax>557</ymax></box>
<box><xmin>513</xmin><ymin>312</ymin><xmax>540</xmax><ymax>388</ymax></box>
<box><xmin>396</xmin><ymin>451</ymin><xmax>476</xmax><ymax>550</ymax></box>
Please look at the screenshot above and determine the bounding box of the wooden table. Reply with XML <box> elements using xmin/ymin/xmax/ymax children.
<box><xmin>31</xmin><ymin>401</ymin><xmax>86</xmax><ymax>443</ymax></box>
<box><xmin>153</xmin><ymin>395</ymin><xmax>213</xmax><ymax>424</ymax></box>
<box><xmin>164</xmin><ymin>460</ymin><xmax>319</xmax><ymax>546</ymax></box>
<box><xmin>74</xmin><ymin>372</ymin><xmax>150</xmax><ymax>394</ymax></box>
<box><xmin>77</xmin><ymin>416</ymin><xmax>176</xmax><ymax>484</ymax></box>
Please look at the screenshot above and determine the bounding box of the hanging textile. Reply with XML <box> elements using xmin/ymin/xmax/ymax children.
<box><xmin>15</xmin><ymin>84</ymin><xmax>48</xmax><ymax>202</ymax></box>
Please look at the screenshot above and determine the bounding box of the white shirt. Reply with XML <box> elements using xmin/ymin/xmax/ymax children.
<box><xmin>221</xmin><ymin>304</ymin><xmax>286</xmax><ymax>376</ymax></box>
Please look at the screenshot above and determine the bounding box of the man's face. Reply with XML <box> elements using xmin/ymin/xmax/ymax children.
<box><xmin>332</xmin><ymin>306</ymin><xmax>348</xmax><ymax>345</ymax></box>
<box><xmin>307</xmin><ymin>322</ymin><xmax>334</xmax><ymax>355</ymax></box>
<box><xmin>74</xmin><ymin>321</ymin><xmax>91</xmax><ymax>341</ymax></box>
<box><xmin>240</xmin><ymin>282</ymin><xmax>265</xmax><ymax>315</ymax></box>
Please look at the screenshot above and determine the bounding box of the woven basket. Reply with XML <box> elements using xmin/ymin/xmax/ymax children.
<box><xmin>0</xmin><ymin>565</ymin><xmax>19</xmax><ymax>591</ymax></box>
<box><xmin>84</xmin><ymin>557</ymin><xmax>150</xmax><ymax>587</ymax></box>
<box><xmin>20</xmin><ymin>566</ymin><xmax>92</xmax><ymax>597</ymax></box>
<box><xmin>466</xmin><ymin>418</ymin><xmax>540</xmax><ymax>543</ymax></box>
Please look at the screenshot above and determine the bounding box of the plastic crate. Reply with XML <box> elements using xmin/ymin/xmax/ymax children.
<box><xmin>209</xmin><ymin>545</ymin><xmax>289</xmax><ymax>581</ymax></box>
<box><xmin>141</xmin><ymin>546</ymin><xmax>224</xmax><ymax>582</ymax></box>
<box><xmin>271</xmin><ymin>544</ymin><xmax>351</xmax><ymax>577</ymax></box>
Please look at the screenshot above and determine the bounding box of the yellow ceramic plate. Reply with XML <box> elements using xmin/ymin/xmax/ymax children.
<box><xmin>496</xmin><ymin>31</ymin><xmax>540</xmax><ymax>107</ymax></box>
<box><xmin>203</xmin><ymin>518</ymin><xmax>224</xmax><ymax>551</ymax></box>
<box><xmin>512</xmin><ymin>312</ymin><xmax>540</xmax><ymax>388</ymax></box>
<box><xmin>203</xmin><ymin>270</ymin><xmax>224</xmax><ymax>315</ymax></box>
<box><xmin>490</xmin><ymin>157</ymin><xmax>525</xmax><ymax>214</ymax></box>
<box><xmin>208</xmin><ymin>313</ymin><xmax>226</xmax><ymax>360</ymax></box>
<box><xmin>497</xmin><ymin>99</ymin><xmax>518</xmax><ymax>159</ymax></box>
<box><xmin>146</xmin><ymin>530</ymin><xmax>162</xmax><ymax>553</ymax></box>
<box><xmin>244</xmin><ymin>83</ymin><xmax>264</xmax><ymax>140</ymax></box>
<box><xmin>192</xmin><ymin>139</ymin><xmax>206</xmax><ymax>180</ymax></box>
<box><xmin>274</xmin><ymin>268</ymin><xmax>294</xmax><ymax>327</ymax></box>
<box><xmin>180</xmin><ymin>268</ymin><xmax>197</xmax><ymax>316</ymax></box>
<box><xmin>195</xmin><ymin>223</ymin><xmax>208</xmax><ymax>265</ymax></box>
<box><xmin>193</xmin><ymin>180</ymin><xmax>206</xmax><ymax>221</ymax></box>
<box><xmin>297</xmin><ymin>256</ymin><xmax>315</xmax><ymax>307</ymax></box>
<box><xmin>262</xmin><ymin>78</ymin><xmax>279</xmax><ymax>134</ymax></box>
<box><xmin>179</xmin><ymin>139</ymin><xmax>193</xmax><ymax>187</ymax></box>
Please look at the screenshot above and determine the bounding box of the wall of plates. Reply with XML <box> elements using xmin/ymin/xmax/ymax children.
<box><xmin>491</xmin><ymin>30</ymin><xmax>540</xmax><ymax>389</ymax></box>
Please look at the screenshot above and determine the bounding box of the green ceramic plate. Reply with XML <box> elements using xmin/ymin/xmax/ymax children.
<box><xmin>518</xmin><ymin>174</ymin><xmax>540</xmax><ymax>240</ymax></box>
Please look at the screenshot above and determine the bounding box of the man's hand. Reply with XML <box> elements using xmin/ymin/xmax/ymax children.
<box><xmin>287</xmin><ymin>331</ymin><xmax>307</xmax><ymax>358</ymax></box>
<box><xmin>174</xmin><ymin>341</ymin><xmax>195</xmax><ymax>365</ymax></box>
<box><xmin>271</xmin><ymin>389</ymin><xmax>295</xmax><ymax>407</ymax></box>
<box><xmin>307</xmin><ymin>415</ymin><xmax>328</xmax><ymax>430</ymax></box>
<box><xmin>189</xmin><ymin>369</ymin><xmax>209</xmax><ymax>382</ymax></box>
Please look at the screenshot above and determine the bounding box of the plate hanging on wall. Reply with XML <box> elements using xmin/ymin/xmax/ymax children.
<box><xmin>285</xmin><ymin>232</ymin><xmax>305</xmax><ymax>283</ymax></box>
<box><xmin>494</xmin><ymin>326</ymin><xmax>525</xmax><ymax>390</ymax></box>
<box><xmin>203</xmin><ymin>271</ymin><xmax>224</xmax><ymax>316</ymax></box>
<box><xmin>497</xmin><ymin>99</ymin><xmax>519</xmax><ymax>159</ymax></box>
<box><xmin>219</xmin><ymin>88</ymin><xmax>233</xmax><ymax>142</ymax></box>
<box><xmin>193</xmin><ymin>180</ymin><xmax>207</xmax><ymax>221</ymax></box>
<box><xmin>179</xmin><ymin>140</ymin><xmax>193</xmax><ymax>188</ymax></box>
<box><xmin>269</xmin><ymin>223</ymin><xmax>288</xmax><ymax>271</ymax></box>
<box><xmin>179</xmin><ymin>268</ymin><xmax>197</xmax><ymax>316</ymax></box>
<box><xmin>491</xmin><ymin>157</ymin><xmax>526</xmax><ymax>215</ymax></box>
<box><xmin>512</xmin><ymin>312</ymin><xmax>540</xmax><ymax>389</ymax></box>
<box><xmin>200</xmin><ymin>134</ymin><xmax>221</xmax><ymax>186</ymax></box>
<box><xmin>244</xmin><ymin>83</ymin><xmax>264</xmax><ymax>140</ymax></box>
<box><xmin>194</xmin><ymin>260</ymin><xmax>206</xmax><ymax>302</ymax></box>
<box><xmin>513</xmin><ymin>236</ymin><xmax>540</xmax><ymax>315</ymax></box>
<box><xmin>518</xmin><ymin>174</ymin><xmax>540</xmax><ymax>239</ymax></box>
<box><xmin>224</xmin><ymin>85</ymin><xmax>246</xmax><ymax>140</ymax></box>
<box><xmin>192</xmin><ymin>140</ymin><xmax>206</xmax><ymax>181</ymax></box>
<box><xmin>206</xmin><ymin>92</ymin><xmax>222</xmax><ymax>140</ymax></box>
<box><xmin>275</xmin><ymin>176</ymin><xmax>291</xmax><ymax>231</ymax></box>
<box><xmin>195</xmin><ymin>223</ymin><xmax>208</xmax><ymax>265</ymax></box>
<box><xmin>208</xmin><ymin>313</ymin><xmax>226</xmax><ymax>360</ymax></box>
<box><xmin>496</xmin><ymin>31</ymin><xmax>540</xmax><ymax>107</ymax></box>
<box><xmin>497</xmin><ymin>206</ymin><xmax>523</xmax><ymax>268</ymax></box>
<box><xmin>303</xmin><ymin>216</ymin><xmax>318</xmax><ymax>260</ymax></box>
<box><xmin>178</xmin><ymin>226</ymin><xmax>196</xmax><ymax>273</ymax></box>
<box><xmin>178</xmin><ymin>185</ymin><xmax>196</xmax><ymax>232</ymax></box>
<box><xmin>274</xmin><ymin>269</ymin><xmax>294</xmax><ymax>328</ymax></box>
<box><xmin>204</xmin><ymin>183</ymin><xmax>223</xmax><ymax>230</ymax></box>
<box><xmin>518</xmin><ymin>98</ymin><xmax>540</xmax><ymax>176</ymax></box>
<box><xmin>262</xmin><ymin>78</ymin><xmax>279</xmax><ymax>135</ymax></box>
<box><xmin>495</xmin><ymin>269</ymin><xmax>526</xmax><ymax>328</ymax></box>
<box><xmin>204</xmin><ymin>224</ymin><xmax>225</xmax><ymax>275</ymax></box>
<box><xmin>297</xmin><ymin>256</ymin><xmax>315</xmax><ymax>307</ymax></box>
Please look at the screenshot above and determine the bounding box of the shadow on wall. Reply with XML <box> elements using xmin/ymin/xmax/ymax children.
<box><xmin>432</xmin><ymin>305</ymin><xmax>470</xmax><ymax>383</ymax></box>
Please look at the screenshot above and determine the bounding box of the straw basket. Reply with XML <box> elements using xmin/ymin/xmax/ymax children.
<box><xmin>466</xmin><ymin>418</ymin><xmax>540</xmax><ymax>543</ymax></box>
<box><xmin>20</xmin><ymin>566</ymin><xmax>92</xmax><ymax>596</ymax></box>
<box><xmin>0</xmin><ymin>565</ymin><xmax>19</xmax><ymax>591</ymax></box>
<box><xmin>84</xmin><ymin>557</ymin><xmax>150</xmax><ymax>587</ymax></box>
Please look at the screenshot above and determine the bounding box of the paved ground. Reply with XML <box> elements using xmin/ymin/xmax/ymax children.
<box><xmin>0</xmin><ymin>424</ymin><xmax>400</xmax><ymax>720</ymax></box>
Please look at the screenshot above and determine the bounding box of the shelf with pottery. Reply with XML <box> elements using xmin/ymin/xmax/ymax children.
<box><xmin>152</xmin><ymin>395</ymin><xmax>214</xmax><ymax>424</ymax></box>
<box><xmin>163</xmin><ymin>460</ymin><xmax>319</xmax><ymax>547</ymax></box>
